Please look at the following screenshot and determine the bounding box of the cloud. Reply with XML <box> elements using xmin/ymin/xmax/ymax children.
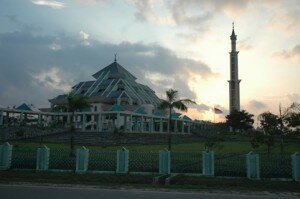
<box><xmin>195</xmin><ymin>103</ymin><xmax>210</xmax><ymax>113</ymax></box>
<box><xmin>286</xmin><ymin>93</ymin><xmax>300</xmax><ymax>103</ymax></box>
<box><xmin>272</xmin><ymin>44</ymin><xmax>300</xmax><ymax>59</ymax></box>
<box><xmin>248</xmin><ymin>100</ymin><xmax>267</xmax><ymax>110</ymax></box>
<box><xmin>0</xmin><ymin>29</ymin><xmax>215</xmax><ymax>108</ymax></box>
<box><xmin>130</xmin><ymin>0</ymin><xmax>252</xmax><ymax>32</ymax></box>
<box><xmin>79</xmin><ymin>30</ymin><xmax>90</xmax><ymax>46</ymax></box>
<box><xmin>130</xmin><ymin>0</ymin><xmax>174</xmax><ymax>25</ymax></box>
<box><xmin>266</xmin><ymin>1</ymin><xmax>300</xmax><ymax>34</ymax></box>
<box><xmin>31</xmin><ymin>0</ymin><xmax>65</xmax><ymax>9</ymax></box>
<box><xmin>32</xmin><ymin>67</ymin><xmax>72</xmax><ymax>92</ymax></box>
<box><xmin>49</xmin><ymin>43</ymin><xmax>62</xmax><ymax>51</ymax></box>
<box><xmin>238</xmin><ymin>38</ymin><xmax>253</xmax><ymax>51</ymax></box>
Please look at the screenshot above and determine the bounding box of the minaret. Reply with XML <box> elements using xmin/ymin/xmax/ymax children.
<box><xmin>228</xmin><ymin>23</ymin><xmax>241</xmax><ymax>113</ymax></box>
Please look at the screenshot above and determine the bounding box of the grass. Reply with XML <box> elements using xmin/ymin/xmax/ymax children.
<box><xmin>0</xmin><ymin>171</ymin><xmax>299</xmax><ymax>193</ymax></box>
<box><xmin>4</xmin><ymin>140</ymin><xmax>299</xmax><ymax>154</ymax></box>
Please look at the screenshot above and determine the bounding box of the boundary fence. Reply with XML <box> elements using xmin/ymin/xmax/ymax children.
<box><xmin>0</xmin><ymin>142</ymin><xmax>299</xmax><ymax>181</ymax></box>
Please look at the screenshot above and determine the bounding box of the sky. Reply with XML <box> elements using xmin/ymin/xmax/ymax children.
<box><xmin>0</xmin><ymin>0</ymin><xmax>299</xmax><ymax>123</ymax></box>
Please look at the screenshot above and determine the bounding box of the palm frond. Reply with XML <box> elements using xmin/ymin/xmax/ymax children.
<box><xmin>173</xmin><ymin>101</ymin><xmax>188</xmax><ymax>112</ymax></box>
<box><xmin>159</xmin><ymin>100</ymin><xmax>170</xmax><ymax>110</ymax></box>
<box><xmin>67</xmin><ymin>92</ymin><xmax>90</xmax><ymax>112</ymax></box>
<box><xmin>166</xmin><ymin>89</ymin><xmax>178</xmax><ymax>102</ymax></box>
<box><xmin>179</xmin><ymin>99</ymin><xmax>196</xmax><ymax>105</ymax></box>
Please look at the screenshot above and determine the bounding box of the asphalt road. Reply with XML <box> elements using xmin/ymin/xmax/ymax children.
<box><xmin>0</xmin><ymin>184</ymin><xmax>299</xmax><ymax>199</ymax></box>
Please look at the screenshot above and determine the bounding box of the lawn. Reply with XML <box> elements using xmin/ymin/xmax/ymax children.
<box><xmin>3</xmin><ymin>140</ymin><xmax>299</xmax><ymax>154</ymax></box>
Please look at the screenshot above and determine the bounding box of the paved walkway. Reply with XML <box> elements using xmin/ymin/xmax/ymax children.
<box><xmin>0</xmin><ymin>184</ymin><xmax>299</xmax><ymax>199</ymax></box>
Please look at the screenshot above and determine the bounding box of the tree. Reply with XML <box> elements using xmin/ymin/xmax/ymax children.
<box><xmin>277</xmin><ymin>103</ymin><xmax>300</xmax><ymax>154</ymax></box>
<box><xmin>159</xmin><ymin>89</ymin><xmax>196</xmax><ymax>151</ymax></box>
<box><xmin>256</xmin><ymin>103</ymin><xmax>300</xmax><ymax>155</ymax></box>
<box><xmin>257</xmin><ymin>112</ymin><xmax>280</xmax><ymax>153</ymax></box>
<box><xmin>226</xmin><ymin>110</ymin><xmax>254</xmax><ymax>132</ymax></box>
<box><xmin>284</xmin><ymin>103</ymin><xmax>300</xmax><ymax>130</ymax></box>
<box><xmin>67</xmin><ymin>92</ymin><xmax>90</xmax><ymax>156</ymax></box>
<box><xmin>285</xmin><ymin>113</ymin><xmax>300</xmax><ymax>129</ymax></box>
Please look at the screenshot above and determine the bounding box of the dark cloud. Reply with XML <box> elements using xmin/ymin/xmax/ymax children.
<box><xmin>0</xmin><ymin>29</ymin><xmax>215</xmax><ymax>108</ymax></box>
<box><xmin>195</xmin><ymin>103</ymin><xmax>210</xmax><ymax>113</ymax></box>
<box><xmin>248</xmin><ymin>100</ymin><xmax>267</xmax><ymax>110</ymax></box>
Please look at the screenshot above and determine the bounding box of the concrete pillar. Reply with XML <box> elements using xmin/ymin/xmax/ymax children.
<box><xmin>0</xmin><ymin>142</ymin><xmax>13</xmax><ymax>170</ymax></box>
<box><xmin>159</xmin><ymin>149</ymin><xmax>170</xmax><ymax>174</ymax></box>
<box><xmin>159</xmin><ymin>118</ymin><xmax>163</xmax><ymax>133</ymax></box>
<box><xmin>129</xmin><ymin>115</ymin><xmax>133</xmax><ymax>132</ymax></box>
<box><xmin>292</xmin><ymin>152</ymin><xmax>300</xmax><ymax>182</ymax></box>
<box><xmin>91</xmin><ymin>115</ymin><xmax>95</xmax><ymax>131</ymax></box>
<box><xmin>82</xmin><ymin>114</ymin><xmax>86</xmax><ymax>132</ymax></box>
<box><xmin>0</xmin><ymin>110</ymin><xmax>3</xmax><ymax>126</ymax></box>
<box><xmin>116</xmin><ymin>113</ymin><xmax>121</xmax><ymax>129</ymax></box>
<box><xmin>188</xmin><ymin>122</ymin><xmax>191</xmax><ymax>134</ymax></box>
<box><xmin>116</xmin><ymin>148</ymin><xmax>129</xmax><ymax>173</ymax></box>
<box><xmin>124</xmin><ymin>115</ymin><xmax>127</xmax><ymax>132</ymax></box>
<box><xmin>36</xmin><ymin>145</ymin><xmax>50</xmax><ymax>171</ymax></box>
<box><xmin>150</xmin><ymin>117</ymin><xmax>153</xmax><ymax>133</ymax></box>
<box><xmin>20</xmin><ymin>112</ymin><xmax>24</xmax><ymax>123</ymax></box>
<box><xmin>246</xmin><ymin>151</ymin><xmax>260</xmax><ymax>180</ymax></box>
<box><xmin>135</xmin><ymin>116</ymin><xmax>138</xmax><ymax>132</ymax></box>
<box><xmin>141</xmin><ymin>116</ymin><xmax>144</xmax><ymax>133</ymax></box>
<box><xmin>97</xmin><ymin>114</ymin><xmax>103</xmax><ymax>132</ymax></box>
<box><xmin>202</xmin><ymin>150</ymin><xmax>214</xmax><ymax>176</ymax></box>
<box><xmin>76</xmin><ymin>146</ymin><xmax>89</xmax><ymax>173</ymax></box>
<box><xmin>38</xmin><ymin>114</ymin><xmax>42</xmax><ymax>125</ymax></box>
<box><xmin>67</xmin><ymin>114</ymin><xmax>71</xmax><ymax>126</ymax></box>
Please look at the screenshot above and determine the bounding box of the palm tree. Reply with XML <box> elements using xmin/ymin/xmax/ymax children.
<box><xmin>67</xmin><ymin>92</ymin><xmax>90</xmax><ymax>156</ymax></box>
<box><xmin>159</xmin><ymin>89</ymin><xmax>196</xmax><ymax>151</ymax></box>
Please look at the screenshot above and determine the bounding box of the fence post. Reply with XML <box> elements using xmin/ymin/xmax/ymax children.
<box><xmin>202</xmin><ymin>150</ymin><xmax>214</xmax><ymax>176</ymax></box>
<box><xmin>159</xmin><ymin>149</ymin><xmax>170</xmax><ymax>174</ymax></box>
<box><xmin>76</xmin><ymin>146</ymin><xmax>89</xmax><ymax>173</ymax></box>
<box><xmin>116</xmin><ymin>147</ymin><xmax>129</xmax><ymax>173</ymax></box>
<box><xmin>36</xmin><ymin>145</ymin><xmax>50</xmax><ymax>171</ymax></box>
<box><xmin>291</xmin><ymin>152</ymin><xmax>300</xmax><ymax>182</ymax></box>
<box><xmin>246</xmin><ymin>151</ymin><xmax>260</xmax><ymax>180</ymax></box>
<box><xmin>0</xmin><ymin>142</ymin><xmax>13</xmax><ymax>170</ymax></box>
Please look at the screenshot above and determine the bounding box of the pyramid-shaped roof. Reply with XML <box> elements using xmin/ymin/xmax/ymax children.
<box><xmin>16</xmin><ymin>103</ymin><xmax>32</xmax><ymax>111</ymax></box>
<box><xmin>92</xmin><ymin>61</ymin><xmax>137</xmax><ymax>80</ymax></box>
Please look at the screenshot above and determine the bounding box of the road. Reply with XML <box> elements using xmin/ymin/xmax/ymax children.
<box><xmin>0</xmin><ymin>184</ymin><xmax>299</xmax><ymax>199</ymax></box>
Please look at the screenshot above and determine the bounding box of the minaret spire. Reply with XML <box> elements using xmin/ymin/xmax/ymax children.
<box><xmin>228</xmin><ymin>23</ymin><xmax>241</xmax><ymax>113</ymax></box>
<box><xmin>114</xmin><ymin>53</ymin><xmax>117</xmax><ymax>62</ymax></box>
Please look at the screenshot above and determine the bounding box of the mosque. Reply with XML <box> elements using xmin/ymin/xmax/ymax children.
<box><xmin>49</xmin><ymin>55</ymin><xmax>162</xmax><ymax>115</ymax></box>
<box><xmin>0</xmin><ymin>26</ymin><xmax>240</xmax><ymax>134</ymax></box>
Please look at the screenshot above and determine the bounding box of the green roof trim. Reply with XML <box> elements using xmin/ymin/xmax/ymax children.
<box><xmin>82</xmin><ymin>107</ymin><xmax>92</xmax><ymax>112</ymax></box>
<box><xmin>153</xmin><ymin>111</ymin><xmax>164</xmax><ymax>117</ymax></box>
<box><xmin>182</xmin><ymin>115</ymin><xmax>192</xmax><ymax>121</ymax></box>
<box><xmin>171</xmin><ymin>113</ymin><xmax>180</xmax><ymax>119</ymax></box>
<box><xmin>110</xmin><ymin>104</ymin><xmax>124</xmax><ymax>112</ymax></box>
<box><xmin>16</xmin><ymin>103</ymin><xmax>32</xmax><ymax>111</ymax></box>
<box><xmin>134</xmin><ymin>107</ymin><xmax>147</xmax><ymax>115</ymax></box>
